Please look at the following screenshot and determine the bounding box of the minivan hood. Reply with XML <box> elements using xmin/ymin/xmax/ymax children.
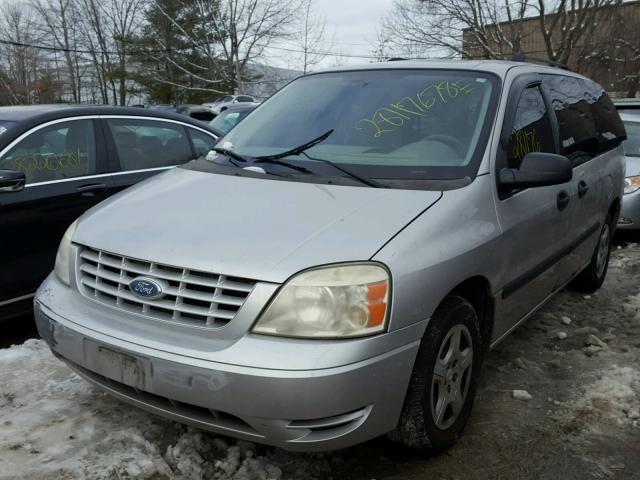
<box><xmin>74</xmin><ymin>168</ymin><xmax>442</xmax><ymax>283</ymax></box>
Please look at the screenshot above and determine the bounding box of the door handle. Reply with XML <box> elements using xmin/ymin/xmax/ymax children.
<box><xmin>77</xmin><ymin>183</ymin><xmax>107</xmax><ymax>197</ymax></box>
<box><xmin>557</xmin><ymin>190</ymin><xmax>570</xmax><ymax>211</ymax></box>
<box><xmin>578</xmin><ymin>180</ymin><xmax>589</xmax><ymax>198</ymax></box>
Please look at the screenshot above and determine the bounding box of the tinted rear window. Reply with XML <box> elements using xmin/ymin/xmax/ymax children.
<box><xmin>543</xmin><ymin>75</ymin><xmax>625</xmax><ymax>160</ymax></box>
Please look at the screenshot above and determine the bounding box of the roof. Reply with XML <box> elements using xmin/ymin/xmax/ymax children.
<box><xmin>313</xmin><ymin>59</ymin><xmax>569</xmax><ymax>77</ymax></box>
<box><xmin>0</xmin><ymin>104</ymin><xmax>218</xmax><ymax>131</ymax></box>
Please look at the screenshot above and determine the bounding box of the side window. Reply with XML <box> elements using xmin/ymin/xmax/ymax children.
<box><xmin>189</xmin><ymin>129</ymin><xmax>217</xmax><ymax>157</ymax></box>
<box><xmin>586</xmin><ymin>79</ymin><xmax>626</xmax><ymax>152</ymax></box>
<box><xmin>506</xmin><ymin>86</ymin><xmax>555</xmax><ymax>169</ymax></box>
<box><xmin>543</xmin><ymin>75</ymin><xmax>598</xmax><ymax>160</ymax></box>
<box><xmin>236</xmin><ymin>96</ymin><xmax>253</xmax><ymax>103</ymax></box>
<box><xmin>0</xmin><ymin>119</ymin><xmax>96</xmax><ymax>184</ymax></box>
<box><xmin>106</xmin><ymin>119</ymin><xmax>193</xmax><ymax>171</ymax></box>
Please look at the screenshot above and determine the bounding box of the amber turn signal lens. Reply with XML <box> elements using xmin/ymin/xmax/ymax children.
<box><xmin>367</xmin><ymin>281</ymin><xmax>388</xmax><ymax>327</ymax></box>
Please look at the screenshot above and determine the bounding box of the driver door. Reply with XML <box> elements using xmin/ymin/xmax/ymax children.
<box><xmin>493</xmin><ymin>77</ymin><xmax>575</xmax><ymax>340</ymax></box>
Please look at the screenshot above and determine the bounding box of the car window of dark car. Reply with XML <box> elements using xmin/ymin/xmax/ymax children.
<box><xmin>189</xmin><ymin>111</ymin><xmax>216</xmax><ymax>122</ymax></box>
<box><xmin>106</xmin><ymin>118</ymin><xmax>194</xmax><ymax>170</ymax></box>
<box><xmin>189</xmin><ymin>128</ymin><xmax>217</xmax><ymax>157</ymax></box>
<box><xmin>0</xmin><ymin>119</ymin><xmax>97</xmax><ymax>184</ymax></box>
<box><xmin>506</xmin><ymin>85</ymin><xmax>555</xmax><ymax>169</ymax></box>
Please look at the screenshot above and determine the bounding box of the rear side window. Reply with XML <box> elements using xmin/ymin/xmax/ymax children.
<box><xmin>189</xmin><ymin>128</ymin><xmax>217</xmax><ymax>157</ymax></box>
<box><xmin>0</xmin><ymin>119</ymin><xmax>97</xmax><ymax>184</ymax></box>
<box><xmin>236</xmin><ymin>96</ymin><xmax>253</xmax><ymax>102</ymax></box>
<box><xmin>506</xmin><ymin>86</ymin><xmax>555</xmax><ymax>169</ymax></box>
<box><xmin>106</xmin><ymin>119</ymin><xmax>193</xmax><ymax>171</ymax></box>
<box><xmin>543</xmin><ymin>75</ymin><xmax>625</xmax><ymax>160</ymax></box>
<box><xmin>587</xmin><ymin>80</ymin><xmax>626</xmax><ymax>151</ymax></box>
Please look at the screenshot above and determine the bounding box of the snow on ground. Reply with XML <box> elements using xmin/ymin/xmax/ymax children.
<box><xmin>568</xmin><ymin>366</ymin><xmax>640</xmax><ymax>428</ymax></box>
<box><xmin>0</xmin><ymin>340</ymin><xmax>333</xmax><ymax>480</ymax></box>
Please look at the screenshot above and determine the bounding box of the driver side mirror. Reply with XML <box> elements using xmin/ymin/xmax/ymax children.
<box><xmin>499</xmin><ymin>152</ymin><xmax>572</xmax><ymax>191</ymax></box>
<box><xmin>0</xmin><ymin>169</ymin><xmax>26</xmax><ymax>192</ymax></box>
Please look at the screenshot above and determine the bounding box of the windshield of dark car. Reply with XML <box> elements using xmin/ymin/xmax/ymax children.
<box><xmin>219</xmin><ymin>69</ymin><xmax>499</xmax><ymax>180</ymax></box>
<box><xmin>623</xmin><ymin>119</ymin><xmax>640</xmax><ymax>156</ymax></box>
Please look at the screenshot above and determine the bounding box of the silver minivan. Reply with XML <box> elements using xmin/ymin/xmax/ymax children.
<box><xmin>35</xmin><ymin>60</ymin><xmax>626</xmax><ymax>452</ymax></box>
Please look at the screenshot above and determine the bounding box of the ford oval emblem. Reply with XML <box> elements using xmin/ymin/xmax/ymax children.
<box><xmin>129</xmin><ymin>277</ymin><xmax>165</xmax><ymax>300</ymax></box>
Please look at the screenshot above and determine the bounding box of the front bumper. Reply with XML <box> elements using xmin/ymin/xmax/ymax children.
<box><xmin>618</xmin><ymin>189</ymin><xmax>640</xmax><ymax>230</ymax></box>
<box><xmin>35</xmin><ymin>276</ymin><xmax>424</xmax><ymax>451</ymax></box>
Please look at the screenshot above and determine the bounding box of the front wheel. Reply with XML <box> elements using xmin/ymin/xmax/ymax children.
<box><xmin>389</xmin><ymin>295</ymin><xmax>482</xmax><ymax>452</ymax></box>
<box><xmin>569</xmin><ymin>214</ymin><xmax>613</xmax><ymax>293</ymax></box>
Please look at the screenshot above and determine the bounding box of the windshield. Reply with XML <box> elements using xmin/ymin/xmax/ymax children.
<box><xmin>221</xmin><ymin>69</ymin><xmax>499</xmax><ymax>180</ymax></box>
<box><xmin>210</xmin><ymin>110</ymin><xmax>251</xmax><ymax>134</ymax></box>
<box><xmin>623</xmin><ymin>119</ymin><xmax>640</xmax><ymax>156</ymax></box>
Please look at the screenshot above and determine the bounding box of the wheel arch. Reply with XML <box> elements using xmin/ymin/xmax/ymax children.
<box><xmin>609</xmin><ymin>197</ymin><xmax>621</xmax><ymax>225</ymax></box>
<box><xmin>447</xmin><ymin>276</ymin><xmax>495</xmax><ymax>354</ymax></box>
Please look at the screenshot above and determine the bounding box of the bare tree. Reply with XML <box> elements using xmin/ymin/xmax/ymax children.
<box><xmin>0</xmin><ymin>2</ymin><xmax>47</xmax><ymax>104</ymax></box>
<box><xmin>295</xmin><ymin>0</ymin><xmax>331</xmax><ymax>74</ymax></box>
<box><xmin>152</xmin><ymin>0</ymin><xmax>301</xmax><ymax>95</ymax></box>
<box><xmin>379</xmin><ymin>0</ymin><xmax>620</xmax><ymax>64</ymax></box>
<box><xmin>78</xmin><ymin>0</ymin><xmax>145</xmax><ymax>105</ymax></box>
<box><xmin>32</xmin><ymin>0</ymin><xmax>84</xmax><ymax>102</ymax></box>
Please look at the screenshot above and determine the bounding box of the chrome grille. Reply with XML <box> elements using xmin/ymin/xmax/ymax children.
<box><xmin>77</xmin><ymin>246</ymin><xmax>255</xmax><ymax>327</ymax></box>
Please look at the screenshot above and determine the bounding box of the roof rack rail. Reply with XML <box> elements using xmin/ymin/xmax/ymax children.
<box><xmin>511</xmin><ymin>53</ymin><xmax>570</xmax><ymax>71</ymax></box>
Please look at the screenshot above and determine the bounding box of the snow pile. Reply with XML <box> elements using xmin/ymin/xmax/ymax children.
<box><xmin>622</xmin><ymin>292</ymin><xmax>640</xmax><ymax>322</ymax></box>
<box><xmin>573</xmin><ymin>366</ymin><xmax>640</xmax><ymax>426</ymax></box>
<box><xmin>0</xmin><ymin>340</ymin><xmax>331</xmax><ymax>480</ymax></box>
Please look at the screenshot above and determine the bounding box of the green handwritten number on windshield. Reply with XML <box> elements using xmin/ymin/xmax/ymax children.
<box><xmin>355</xmin><ymin>80</ymin><xmax>474</xmax><ymax>139</ymax></box>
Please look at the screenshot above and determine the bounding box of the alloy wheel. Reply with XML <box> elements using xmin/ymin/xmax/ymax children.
<box><xmin>431</xmin><ymin>324</ymin><xmax>473</xmax><ymax>430</ymax></box>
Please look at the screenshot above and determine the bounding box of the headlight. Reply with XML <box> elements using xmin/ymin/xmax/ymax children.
<box><xmin>253</xmin><ymin>263</ymin><xmax>390</xmax><ymax>339</ymax></box>
<box><xmin>624</xmin><ymin>176</ymin><xmax>640</xmax><ymax>195</ymax></box>
<box><xmin>54</xmin><ymin>219</ymin><xmax>78</xmax><ymax>286</ymax></box>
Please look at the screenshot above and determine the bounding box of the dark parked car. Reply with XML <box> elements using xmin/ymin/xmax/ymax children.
<box><xmin>148</xmin><ymin>104</ymin><xmax>216</xmax><ymax>123</ymax></box>
<box><xmin>0</xmin><ymin>105</ymin><xmax>219</xmax><ymax>320</ymax></box>
<box><xmin>208</xmin><ymin>104</ymin><xmax>257</xmax><ymax>136</ymax></box>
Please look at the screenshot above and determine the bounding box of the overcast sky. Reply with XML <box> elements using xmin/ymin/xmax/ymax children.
<box><xmin>267</xmin><ymin>0</ymin><xmax>395</xmax><ymax>71</ymax></box>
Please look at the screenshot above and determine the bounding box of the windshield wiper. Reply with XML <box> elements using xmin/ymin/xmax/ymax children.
<box><xmin>302</xmin><ymin>152</ymin><xmax>386</xmax><ymax>188</ymax></box>
<box><xmin>252</xmin><ymin>158</ymin><xmax>313</xmax><ymax>174</ymax></box>
<box><xmin>255</xmin><ymin>129</ymin><xmax>334</xmax><ymax>161</ymax></box>
<box><xmin>212</xmin><ymin>147</ymin><xmax>249</xmax><ymax>164</ymax></box>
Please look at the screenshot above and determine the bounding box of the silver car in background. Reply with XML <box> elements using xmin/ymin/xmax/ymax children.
<box><xmin>617</xmin><ymin>112</ymin><xmax>640</xmax><ymax>230</ymax></box>
<box><xmin>35</xmin><ymin>61</ymin><xmax>625</xmax><ymax>452</ymax></box>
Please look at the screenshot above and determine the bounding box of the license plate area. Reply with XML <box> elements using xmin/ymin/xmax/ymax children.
<box><xmin>85</xmin><ymin>341</ymin><xmax>148</xmax><ymax>390</ymax></box>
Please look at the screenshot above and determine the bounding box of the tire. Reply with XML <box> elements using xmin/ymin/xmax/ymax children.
<box><xmin>388</xmin><ymin>295</ymin><xmax>482</xmax><ymax>452</ymax></box>
<box><xmin>569</xmin><ymin>214</ymin><xmax>613</xmax><ymax>293</ymax></box>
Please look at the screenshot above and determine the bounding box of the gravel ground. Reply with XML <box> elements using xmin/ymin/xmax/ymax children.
<box><xmin>1</xmin><ymin>244</ymin><xmax>639</xmax><ymax>480</ymax></box>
